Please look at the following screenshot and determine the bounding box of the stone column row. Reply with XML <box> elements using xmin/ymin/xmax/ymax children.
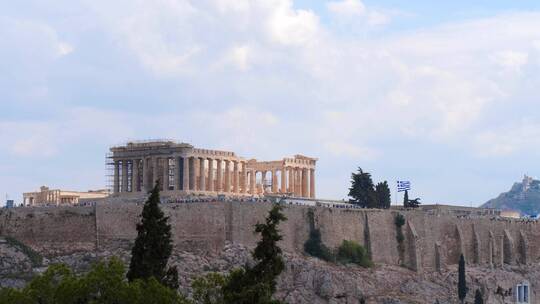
<box><xmin>113</xmin><ymin>156</ymin><xmax>250</xmax><ymax>195</ymax></box>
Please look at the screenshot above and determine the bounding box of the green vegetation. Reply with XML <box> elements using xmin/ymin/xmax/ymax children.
<box><xmin>458</xmin><ymin>254</ymin><xmax>467</xmax><ymax>304</ymax></box>
<box><xmin>304</xmin><ymin>229</ymin><xmax>334</xmax><ymax>262</ymax></box>
<box><xmin>336</xmin><ymin>240</ymin><xmax>373</xmax><ymax>268</ymax></box>
<box><xmin>375</xmin><ymin>181</ymin><xmax>391</xmax><ymax>209</ymax></box>
<box><xmin>474</xmin><ymin>289</ymin><xmax>483</xmax><ymax>304</ymax></box>
<box><xmin>348</xmin><ymin>167</ymin><xmax>391</xmax><ymax>209</ymax></box>
<box><xmin>403</xmin><ymin>190</ymin><xmax>421</xmax><ymax>208</ymax></box>
<box><xmin>304</xmin><ymin>208</ymin><xmax>334</xmax><ymax>262</ymax></box>
<box><xmin>222</xmin><ymin>204</ymin><xmax>287</xmax><ymax>304</ymax></box>
<box><xmin>192</xmin><ymin>273</ymin><xmax>227</xmax><ymax>304</ymax></box>
<box><xmin>127</xmin><ymin>181</ymin><xmax>179</xmax><ymax>289</ymax></box>
<box><xmin>4</xmin><ymin>236</ymin><xmax>43</xmax><ymax>267</ymax></box>
<box><xmin>394</xmin><ymin>214</ymin><xmax>405</xmax><ymax>265</ymax></box>
<box><xmin>0</xmin><ymin>258</ymin><xmax>190</xmax><ymax>304</ymax></box>
<box><xmin>0</xmin><ymin>204</ymin><xmax>290</xmax><ymax>304</ymax></box>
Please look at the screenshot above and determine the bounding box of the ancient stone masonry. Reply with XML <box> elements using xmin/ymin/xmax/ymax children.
<box><xmin>108</xmin><ymin>140</ymin><xmax>317</xmax><ymax>198</ymax></box>
<box><xmin>2</xmin><ymin>202</ymin><xmax>540</xmax><ymax>275</ymax></box>
<box><xmin>23</xmin><ymin>186</ymin><xmax>109</xmax><ymax>206</ymax></box>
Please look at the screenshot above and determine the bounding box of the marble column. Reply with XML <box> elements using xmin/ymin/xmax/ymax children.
<box><xmin>189</xmin><ymin>157</ymin><xmax>196</xmax><ymax>190</ymax></box>
<box><xmin>132</xmin><ymin>159</ymin><xmax>139</xmax><ymax>192</ymax></box>
<box><xmin>241</xmin><ymin>162</ymin><xmax>247</xmax><ymax>193</ymax></box>
<box><xmin>208</xmin><ymin>158</ymin><xmax>214</xmax><ymax>192</ymax></box>
<box><xmin>162</xmin><ymin>158</ymin><xmax>169</xmax><ymax>191</ymax></box>
<box><xmin>233</xmin><ymin>161</ymin><xmax>239</xmax><ymax>193</ymax></box>
<box><xmin>113</xmin><ymin>160</ymin><xmax>120</xmax><ymax>193</ymax></box>
<box><xmin>152</xmin><ymin>157</ymin><xmax>159</xmax><ymax>188</ymax></box>
<box><xmin>302</xmin><ymin>168</ymin><xmax>308</xmax><ymax>197</ymax></box>
<box><xmin>295</xmin><ymin>168</ymin><xmax>301</xmax><ymax>196</ymax></box>
<box><xmin>288</xmin><ymin>169</ymin><xmax>294</xmax><ymax>194</ymax></box>
<box><xmin>142</xmin><ymin>158</ymin><xmax>149</xmax><ymax>192</ymax></box>
<box><xmin>193</xmin><ymin>157</ymin><xmax>200</xmax><ymax>190</ymax></box>
<box><xmin>175</xmin><ymin>157</ymin><xmax>182</xmax><ymax>191</ymax></box>
<box><xmin>182</xmin><ymin>157</ymin><xmax>190</xmax><ymax>191</ymax></box>
<box><xmin>199</xmin><ymin>158</ymin><xmax>206</xmax><ymax>192</ymax></box>
<box><xmin>121</xmin><ymin>160</ymin><xmax>128</xmax><ymax>192</ymax></box>
<box><xmin>281</xmin><ymin>167</ymin><xmax>287</xmax><ymax>193</ymax></box>
<box><xmin>250</xmin><ymin>170</ymin><xmax>256</xmax><ymax>194</ymax></box>
<box><xmin>261</xmin><ymin>170</ymin><xmax>267</xmax><ymax>193</ymax></box>
<box><xmin>272</xmin><ymin>170</ymin><xmax>278</xmax><ymax>193</ymax></box>
<box><xmin>224</xmin><ymin>160</ymin><xmax>231</xmax><ymax>192</ymax></box>
<box><xmin>216</xmin><ymin>159</ymin><xmax>223</xmax><ymax>192</ymax></box>
<box><xmin>310</xmin><ymin>168</ymin><xmax>315</xmax><ymax>198</ymax></box>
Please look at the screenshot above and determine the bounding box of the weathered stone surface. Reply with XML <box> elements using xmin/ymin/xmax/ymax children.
<box><xmin>1</xmin><ymin>239</ymin><xmax>538</xmax><ymax>304</ymax></box>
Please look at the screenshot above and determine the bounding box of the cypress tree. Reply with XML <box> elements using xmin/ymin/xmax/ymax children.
<box><xmin>403</xmin><ymin>190</ymin><xmax>409</xmax><ymax>208</ymax></box>
<box><xmin>223</xmin><ymin>204</ymin><xmax>287</xmax><ymax>304</ymax></box>
<box><xmin>348</xmin><ymin>167</ymin><xmax>377</xmax><ymax>208</ymax></box>
<box><xmin>127</xmin><ymin>181</ymin><xmax>178</xmax><ymax>289</ymax></box>
<box><xmin>474</xmin><ymin>289</ymin><xmax>483</xmax><ymax>304</ymax></box>
<box><xmin>458</xmin><ymin>254</ymin><xmax>467</xmax><ymax>304</ymax></box>
<box><xmin>375</xmin><ymin>181</ymin><xmax>391</xmax><ymax>209</ymax></box>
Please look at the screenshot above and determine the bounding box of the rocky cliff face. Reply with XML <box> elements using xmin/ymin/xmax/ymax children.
<box><xmin>1</xmin><ymin>238</ymin><xmax>536</xmax><ymax>304</ymax></box>
<box><xmin>482</xmin><ymin>175</ymin><xmax>540</xmax><ymax>215</ymax></box>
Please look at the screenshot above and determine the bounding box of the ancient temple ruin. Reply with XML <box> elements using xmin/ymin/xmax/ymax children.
<box><xmin>108</xmin><ymin>140</ymin><xmax>317</xmax><ymax>198</ymax></box>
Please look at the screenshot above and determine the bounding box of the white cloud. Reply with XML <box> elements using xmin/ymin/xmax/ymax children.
<box><xmin>327</xmin><ymin>0</ymin><xmax>366</xmax><ymax>17</ymax></box>
<box><xmin>266</xmin><ymin>1</ymin><xmax>320</xmax><ymax>46</ymax></box>
<box><xmin>57</xmin><ymin>42</ymin><xmax>74</xmax><ymax>56</ymax></box>
<box><xmin>226</xmin><ymin>45</ymin><xmax>252</xmax><ymax>71</ymax></box>
<box><xmin>327</xmin><ymin>0</ymin><xmax>390</xmax><ymax>26</ymax></box>
<box><xmin>323</xmin><ymin>141</ymin><xmax>377</xmax><ymax>159</ymax></box>
<box><xmin>491</xmin><ymin>50</ymin><xmax>529</xmax><ymax>71</ymax></box>
<box><xmin>474</xmin><ymin>121</ymin><xmax>540</xmax><ymax>157</ymax></box>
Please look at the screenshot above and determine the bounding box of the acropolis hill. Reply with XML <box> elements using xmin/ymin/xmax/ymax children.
<box><xmin>1</xmin><ymin>141</ymin><xmax>539</xmax><ymax>303</ymax></box>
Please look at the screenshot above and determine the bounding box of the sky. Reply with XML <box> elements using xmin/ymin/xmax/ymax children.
<box><xmin>2</xmin><ymin>0</ymin><xmax>540</xmax><ymax>206</ymax></box>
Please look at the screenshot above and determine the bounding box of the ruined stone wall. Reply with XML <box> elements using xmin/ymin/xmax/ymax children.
<box><xmin>1</xmin><ymin>201</ymin><xmax>539</xmax><ymax>272</ymax></box>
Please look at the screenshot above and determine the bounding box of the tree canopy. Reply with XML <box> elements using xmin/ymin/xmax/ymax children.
<box><xmin>458</xmin><ymin>254</ymin><xmax>467</xmax><ymax>304</ymax></box>
<box><xmin>222</xmin><ymin>204</ymin><xmax>287</xmax><ymax>304</ymax></box>
<box><xmin>127</xmin><ymin>181</ymin><xmax>179</xmax><ymax>289</ymax></box>
<box><xmin>0</xmin><ymin>258</ymin><xmax>189</xmax><ymax>304</ymax></box>
<box><xmin>349</xmin><ymin>167</ymin><xmax>390</xmax><ymax>209</ymax></box>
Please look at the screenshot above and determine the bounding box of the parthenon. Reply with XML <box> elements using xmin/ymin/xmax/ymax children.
<box><xmin>109</xmin><ymin>140</ymin><xmax>317</xmax><ymax>198</ymax></box>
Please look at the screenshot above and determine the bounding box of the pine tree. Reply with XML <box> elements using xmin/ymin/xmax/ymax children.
<box><xmin>474</xmin><ymin>289</ymin><xmax>483</xmax><ymax>304</ymax></box>
<box><xmin>127</xmin><ymin>181</ymin><xmax>178</xmax><ymax>289</ymax></box>
<box><xmin>458</xmin><ymin>254</ymin><xmax>467</xmax><ymax>304</ymax></box>
<box><xmin>375</xmin><ymin>181</ymin><xmax>391</xmax><ymax>209</ymax></box>
<box><xmin>223</xmin><ymin>204</ymin><xmax>287</xmax><ymax>304</ymax></box>
<box><xmin>348</xmin><ymin>168</ymin><xmax>377</xmax><ymax>208</ymax></box>
<box><xmin>403</xmin><ymin>190</ymin><xmax>409</xmax><ymax>208</ymax></box>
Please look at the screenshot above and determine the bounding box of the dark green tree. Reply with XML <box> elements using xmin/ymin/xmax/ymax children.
<box><xmin>222</xmin><ymin>204</ymin><xmax>287</xmax><ymax>304</ymax></box>
<box><xmin>474</xmin><ymin>289</ymin><xmax>483</xmax><ymax>304</ymax></box>
<box><xmin>0</xmin><ymin>258</ymin><xmax>190</xmax><ymax>304</ymax></box>
<box><xmin>458</xmin><ymin>254</ymin><xmax>467</xmax><ymax>304</ymax></box>
<box><xmin>375</xmin><ymin>181</ymin><xmax>391</xmax><ymax>209</ymax></box>
<box><xmin>403</xmin><ymin>190</ymin><xmax>409</xmax><ymax>207</ymax></box>
<box><xmin>348</xmin><ymin>168</ymin><xmax>377</xmax><ymax>208</ymax></box>
<box><xmin>408</xmin><ymin>198</ymin><xmax>421</xmax><ymax>208</ymax></box>
<box><xmin>127</xmin><ymin>182</ymin><xmax>178</xmax><ymax>289</ymax></box>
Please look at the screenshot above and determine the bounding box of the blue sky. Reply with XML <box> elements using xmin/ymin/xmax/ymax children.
<box><xmin>2</xmin><ymin>0</ymin><xmax>540</xmax><ymax>206</ymax></box>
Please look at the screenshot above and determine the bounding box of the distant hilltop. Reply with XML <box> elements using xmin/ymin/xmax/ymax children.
<box><xmin>482</xmin><ymin>175</ymin><xmax>540</xmax><ymax>216</ymax></box>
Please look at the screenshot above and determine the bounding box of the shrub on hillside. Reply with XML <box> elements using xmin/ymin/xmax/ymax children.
<box><xmin>336</xmin><ymin>240</ymin><xmax>373</xmax><ymax>268</ymax></box>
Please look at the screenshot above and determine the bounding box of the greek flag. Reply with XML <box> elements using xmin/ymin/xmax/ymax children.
<box><xmin>397</xmin><ymin>181</ymin><xmax>411</xmax><ymax>192</ymax></box>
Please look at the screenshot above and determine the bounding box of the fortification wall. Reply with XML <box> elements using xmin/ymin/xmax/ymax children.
<box><xmin>0</xmin><ymin>206</ymin><xmax>96</xmax><ymax>255</ymax></box>
<box><xmin>1</xmin><ymin>201</ymin><xmax>539</xmax><ymax>272</ymax></box>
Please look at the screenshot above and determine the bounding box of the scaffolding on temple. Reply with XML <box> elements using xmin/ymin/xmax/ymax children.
<box><xmin>105</xmin><ymin>152</ymin><xmax>114</xmax><ymax>193</ymax></box>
